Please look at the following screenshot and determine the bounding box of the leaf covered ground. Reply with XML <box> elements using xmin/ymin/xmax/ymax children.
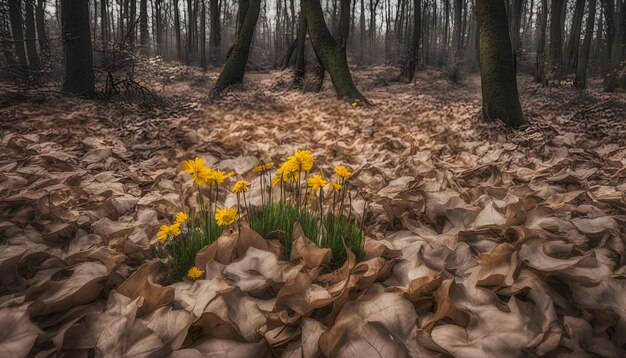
<box><xmin>1</xmin><ymin>63</ymin><xmax>625</xmax><ymax>357</ymax></box>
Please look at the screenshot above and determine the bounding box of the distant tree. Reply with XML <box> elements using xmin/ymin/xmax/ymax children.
<box><xmin>61</xmin><ymin>0</ymin><xmax>95</xmax><ymax>95</ymax></box>
<box><xmin>546</xmin><ymin>0</ymin><xmax>564</xmax><ymax>83</ymax></box>
<box><xmin>476</xmin><ymin>0</ymin><xmax>524</xmax><ymax>127</ymax></box>
<box><xmin>575</xmin><ymin>0</ymin><xmax>597</xmax><ymax>88</ymax></box>
<box><xmin>398</xmin><ymin>0</ymin><xmax>421</xmax><ymax>82</ymax></box>
<box><xmin>211</xmin><ymin>0</ymin><xmax>260</xmax><ymax>96</ymax></box>
<box><xmin>24</xmin><ymin>0</ymin><xmax>39</xmax><ymax>71</ymax></box>
<box><xmin>302</xmin><ymin>0</ymin><xmax>367</xmax><ymax>103</ymax></box>
<box><xmin>535</xmin><ymin>0</ymin><xmax>548</xmax><ymax>82</ymax></box>
<box><xmin>8</xmin><ymin>0</ymin><xmax>28</xmax><ymax>70</ymax></box>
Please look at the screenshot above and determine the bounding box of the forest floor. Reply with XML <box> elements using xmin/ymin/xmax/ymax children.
<box><xmin>1</xmin><ymin>62</ymin><xmax>625</xmax><ymax>357</ymax></box>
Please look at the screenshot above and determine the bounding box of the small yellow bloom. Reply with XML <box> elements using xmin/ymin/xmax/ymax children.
<box><xmin>253</xmin><ymin>165</ymin><xmax>264</xmax><ymax>173</ymax></box>
<box><xmin>351</xmin><ymin>102</ymin><xmax>358</xmax><ymax>107</ymax></box>
<box><xmin>264</xmin><ymin>162</ymin><xmax>274</xmax><ymax>170</ymax></box>
<box><xmin>335</xmin><ymin>165</ymin><xmax>352</xmax><ymax>179</ymax></box>
<box><xmin>331</xmin><ymin>182</ymin><xmax>342</xmax><ymax>191</ymax></box>
<box><xmin>307</xmin><ymin>174</ymin><xmax>328</xmax><ymax>191</ymax></box>
<box><xmin>215</xmin><ymin>208</ymin><xmax>239</xmax><ymax>226</ymax></box>
<box><xmin>156</xmin><ymin>223</ymin><xmax>181</xmax><ymax>243</ymax></box>
<box><xmin>232</xmin><ymin>180</ymin><xmax>250</xmax><ymax>193</ymax></box>
<box><xmin>272</xmin><ymin>176</ymin><xmax>282</xmax><ymax>186</ymax></box>
<box><xmin>289</xmin><ymin>150</ymin><xmax>315</xmax><ymax>172</ymax></box>
<box><xmin>181</xmin><ymin>157</ymin><xmax>213</xmax><ymax>187</ymax></box>
<box><xmin>187</xmin><ymin>266</ymin><xmax>203</xmax><ymax>280</ymax></box>
<box><xmin>175</xmin><ymin>212</ymin><xmax>189</xmax><ymax>224</ymax></box>
<box><xmin>277</xmin><ymin>159</ymin><xmax>299</xmax><ymax>183</ymax></box>
<box><xmin>211</xmin><ymin>170</ymin><xmax>234</xmax><ymax>185</ymax></box>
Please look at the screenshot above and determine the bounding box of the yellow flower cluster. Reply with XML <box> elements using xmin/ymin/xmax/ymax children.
<box><xmin>187</xmin><ymin>266</ymin><xmax>203</xmax><ymax>280</ymax></box>
<box><xmin>232</xmin><ymin>180</ymin><xmax>250</xmax><ymax>193</ymax></box>
<box><xmin>181</xmin><ymin>157</ymin><xmax>234</xmax><ymax>187</ymax></box>
<box><xmin>215</xmin><ymin>207</ymin><xmax>239</xmax><ymax>226</ymax></box>
<box><xmin>273</xmin><ymin>149</ymin><xmax>316</xmax><ymax>185</ymax></box>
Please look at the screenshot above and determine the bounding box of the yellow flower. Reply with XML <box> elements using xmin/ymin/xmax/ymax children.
<box><xmin>272</xmin><ymin>176</ymin><xmax>282</xmax><ymax>186</ymax></box>
<box><xmin>331</xmin><ymin>182</ymin><xmax>342</xmax><ymax>191</ymax></box>
<box><xmin>175</xmin><ymin>212</ymin><xmax>188</xmax><ymax>224</ymax></box>
<box><xmin>335</xmin><ymin>165</ymin><xmax>352</xmax><ymax>179</ymax></box>
<box><xmin>156</xmin><ymin>223</ymin><xmax>181</xmax><ymax>243</ymax></box>
<box><xmin>215</xmin><ymin>208</ymin><xmax>238</xmax><ymax>226</ymax></box>
<box><xmin>211</xmin><ymin>170</ymin><xmax>234</xmax><ymax>185</ymax></box>
<box><xmin>181</xmin><ymin>157</ymin><xmax>213</xmax><ymax>187</ymax></box>
<box><xmin>351</xmin><ymin>102</ymin><xmax>358</xmax><ymax>107</ymax></box>
<box><xmin>307</xmin><ymin>174</ymin><xmax>328</xmax><ymax>191</ymax></box>
<box><xmin>289</xmin><ymin>150</ymin><xmax>315</xmax><ymax>172</ymax></box>
<box><xmin>187</xmin><ymin>266</ymin><xmax>203</xmax><ymax>280</ymax></box>
<box><xmin>232</xmin><ymin>180</ymin><xmax>250</xmax><ymax>193</ymax></box>
<box><xmin>276</xmin><ymin>159</ymin><xmax>299</xmax><ymax>183</ymax></box>
<box><xmin>253</xmin><ymin>162</ymin><xmax>274</xmax><ymax>174</ymax></box>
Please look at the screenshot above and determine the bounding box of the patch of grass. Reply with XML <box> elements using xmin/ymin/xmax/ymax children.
<box><xmin>249</xmin><ymin>203</ymin><xmax>365</xmax><ymax>268</ymax></box>
<box><xmin>322</xmin><ymin>214</ymin><xmax>365</xmax><ymax>267</ymax></box>
<box><xmin>249</xmin><ymin>203</ymin><xmax>319</xmax><ymax>257</ymax></box>
<box><xmin>167</xmin><ymin>209</ymin><xmax>222</xmax><ymax>281</ymax></box>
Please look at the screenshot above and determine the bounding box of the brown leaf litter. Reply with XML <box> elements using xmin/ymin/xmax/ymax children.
<box><xmin>1</xmin><ymin>63</ymin><xmax>625</xmax><ymax>357</ymax></box>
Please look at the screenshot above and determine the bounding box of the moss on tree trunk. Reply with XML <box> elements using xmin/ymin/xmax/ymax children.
<box><xmin>61</xmin><ymin>0</ymin><xmax>95</xmax><ymax>95</ymax></box>
<box><xmin>302</xmin><ymin>0</ymin><xmax>367</xmax><ymax>103</ymax></box>
<box><xmin>212</xmin><ymin>0</ymin><xmax>260</xmax><ymax>96</ymax></box>
<box><xmin>476</xmin><ymin>0</ymin><xmax>525</xmax><ymax>128</ymax></box>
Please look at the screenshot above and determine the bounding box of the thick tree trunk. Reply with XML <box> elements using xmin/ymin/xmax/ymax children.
<box><xmin>302</xmin><ymin>0</ymin><xmax>367</xmax><ymax>103</ymax></box>
<box><xmin>211</xmin><ymin>0</ymin><xmax>260</xmax><ymax>96</ymax></box>
<box><xmin>24</xmin><ymin>0</ymin><xmax>40</xmax><ymax>71</ymax></box>
<box><xmin>8</xmin><ymin>0</ymin><xmax>28</xmax><ymax>70</ymax></box>
<box><xmin>61</xmin><ymin>0</ymin><xmax>95</xmax><ymax>95</ymax></box>
<box><xmin>476</xmin><ymin>0</ymin><xmax>524</xmax><ymax>127</ymax></box>
<box><xmin>398</xmin><ymin>0</ymin><xmax>421</xmax><ymax>82</ymax></box>
<box><xmin>36</xmin><ymin>0</ymin><xmax>48</xmax><ymax>55</ymax></box>
<box><xmin>535</xmin><ymin>0</ymin><xmax>547</xmax><ymax>82</ymax></box>
<box><xmin>574</xmin><ymin>0</ymin><xmax>597</xmax><ymax>88</ymax></box>
<box><xmin>546</xmin><ymin>0</ymin><xmax>564</xmax><ymax>82</ymax></box>
<box><xmin>509</xmin><ymin>0</ymin><xmax>523</xmax><ymax>69</ymax></box>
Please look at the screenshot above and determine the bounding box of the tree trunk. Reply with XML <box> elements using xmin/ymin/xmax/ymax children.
<box><xmin>8</xmin><ymin>0</ymin><xmax>28</xmax><ymax>70</ymax></box>
<box><xmin>24</xmin><ymin>0</ymin><xmax>40</xmax><ymax>71</ymax></box>
<box><xmin>509</xmin><ymin>0</ymin><xmax>523</xmax><ymax>69</ymax></box>
<box><xmin>211</xmin><ymin>0</ymin><xmax>260</xmax><ymax>96</ymax></box>
<box><xmin>140</xmin><ymin>0</ymin><xmax>148</xmax><ymax>48</ymax></box>
<box><xmin>61</xmin><ymin>0</ymin><xmax>95</xmax><ymax>95</ymax></box>
<box><xmin>174</xmin><ymin>0</ymin><xmax>182</xmax><ymax>60</ymax></box>
<box><xmin>36</xmin><ymin>0</ymin><xmax>48</xmax><ymax>55</ymax></box>
<box><xmin>535</xmin><ymin>0</ymin><xmax>547</xmax><ymax>82</ymax></box>
<box><xmin>546</xmin><ymin>0</ymin><xmax>564</xmax><ymax>82</ymax></box>
<box><xmin>476</xmin><ymin>0</ymin><xmax>524</xmax><ymax>127</ymax></box>
<box><xmin>302</xmin><ymin>0</ymin><xmax>367</xmax><ymax>103</ymax></box>
<box><xmin>359</xmin><ymin>0</ymin><xmax>365</xmax><ymax>63</ymax></box>
<box><xmin>574</xmin><ymin>0</ymin><xmax>597</xmax><ymax>88</ymax></box>
<box><xmin>209</xmin><ymin>0</ymin><xmax>221</xmax><ymax>63</ymax></box>
<box><xmin>398</xmin><ymin>0</ymin><xmax>420</xmax><ymax>82</ymax></box>
<box><xmin>564</xmin><ymin>0</ymin><xmax>586</xmax><ymax>76</ymax></box>
<box><xmin>201</xmin><ymin>0</ymin><xmax>207</xmax><ymax>69</ymax></box>
<box><xmin>294</xmin><ymin>7</ymin><xmax>307</xmax><ymax>84</ymax></box>
<box><xmin>1</xmin><ymin>4</ymin><xmax>16</xmax><ymax>66</ymax></box>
